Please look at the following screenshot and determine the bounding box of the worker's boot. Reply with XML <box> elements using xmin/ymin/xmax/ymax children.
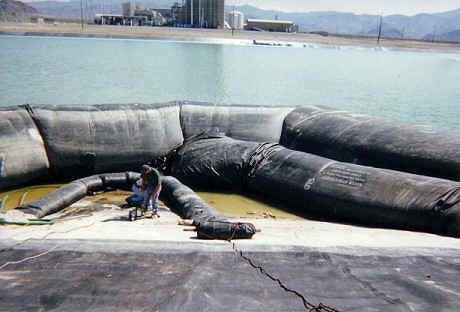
<box><xmin>126</xmin><ymin>197</ymin><xmax>136</xmax><ymax>207</ymax></box>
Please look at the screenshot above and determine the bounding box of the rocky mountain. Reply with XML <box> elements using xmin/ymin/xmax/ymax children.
<box><xmin>424</xmin><ymin>30</ymin><xmax>460</xmax><ymax>42</ymax></box>
<box><xmin>0</xmin><ymin>0</ymin><xmax>38</xmax><ymax>21</ymax></box>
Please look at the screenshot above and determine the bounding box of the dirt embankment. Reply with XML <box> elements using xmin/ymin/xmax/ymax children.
<box><xmin>1</xmin><ymin>22</ymin><xmax>460</xmax><ymax>52</ymax></box>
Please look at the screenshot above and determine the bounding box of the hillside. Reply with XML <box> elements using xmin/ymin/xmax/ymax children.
<box><xmin>0</xmin><ymin>0</ymin><xmax>38</xmax><ymax>21</ymax></box>
<box><xmin>234</xmin><ymin>5</ymin><xmax>460</xmax><ymax>42</ymax></box>
<box><xmin>25</xmin><ymin>1</ymin><xmax>460</xmax><ymax>42</ymax></box>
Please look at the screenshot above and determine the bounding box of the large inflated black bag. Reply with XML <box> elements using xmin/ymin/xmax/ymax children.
<box><xmin>77</xmin><ymin>175</ymin><xmax>104</xmax><ymax>193</ymax></box>
<box><xmin>0</xmin><ymin>106</ymin><xmax>49</xmax><ymax>190</ymax></box>
<box><xmin>180</xmin><ymin>102</ymin><xmax>293</xmax><ymax>143</ymax></box>
<box><xmin>161</xmin><ymin>176</ymin><xmax>257</xmax><ymax>239</ymax></box>
<box><xmin>280</xmin><ymin>105</ymin><xmax>460</xmax><ymax>181</ymax></box>
<box><xmin>17</xmin><ymin>182</ymin><xmax>88</xmax><ymax>217</ymax></box>
<box><xmin>28</xmin><ymin>103</ymin><xmax>183</xmax><ymax>178</ymax></box>
<box><xmin>17</xmin><ymin>172</ymin><xmax>140</xmax><ymax>218</ymax></box>
<box><xmin>161</xmin><ymin>176</ymin><xmax>225</xmax><ymax>224</ymax></box>
<box><xmin>101</xmin><ymin>172</ymin><xmax>140</xmax><ymax>191</ymax></box>
<box><xmin>246</xmin><ymin>143</ymin><xmax>460</xmax><ymax>237</ymax></box>
<box><xmin>169</xmin><ymin>134</ymin><xmax>259</xmax><ymax>190</ymax></box>
<box><xmin>170</xmin><ymin>136</ymin><xmax>460</xmax><ymax>237</ymax></box>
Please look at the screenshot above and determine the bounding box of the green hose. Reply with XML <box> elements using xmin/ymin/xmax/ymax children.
<box><xmin>0</xmin><ymin>195</ymin><xmax>8</xmax><ymax>211</ymax></box>
<box><xmin>0</xmin><ymin>217</ymin><xmax>55</xmax><ymax>226</ymax></box>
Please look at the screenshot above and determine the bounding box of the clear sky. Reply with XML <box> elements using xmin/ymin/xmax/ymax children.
<box><xmin>227</xmin><ymin>0</ymin><xmax>460</xmax><ymax>16</ymax></box>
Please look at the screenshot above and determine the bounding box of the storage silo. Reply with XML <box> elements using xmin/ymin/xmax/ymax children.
<box><xmin>228</xmin><ymin>10</ymin><xmax>244</xmax><ymax>30</ymax></box>
<box><xmin>122</xmin><ymin>0</ymin><xmax>136</xmax><ymax>17</ymax></box>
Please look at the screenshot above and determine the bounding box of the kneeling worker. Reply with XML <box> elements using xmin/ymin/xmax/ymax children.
<box><xmin>141</xmin><ymin>164</ymin><xmax>162</xmax><ymax>217</ymax></box>
<box><xmin>126</xmin><ymin>164</ymin><xmax>162</xmax><ymax>217</ymax></box>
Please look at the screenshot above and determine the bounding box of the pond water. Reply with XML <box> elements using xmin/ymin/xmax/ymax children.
<box><xmin>1</xmin><ymin>35</ymin><xmax>459</xmax><ymax>129</ymax></box>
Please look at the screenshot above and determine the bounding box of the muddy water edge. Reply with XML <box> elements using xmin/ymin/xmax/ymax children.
<box><xmin>0</xmin><ymin>185</ymin><xmax>302</xmax><ymax>220</ymax></box>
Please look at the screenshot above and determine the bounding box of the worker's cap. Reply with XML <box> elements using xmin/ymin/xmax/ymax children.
<box><xmin>141</xmin><ymin>164</ymin><xmax>150</xmax><ymax>173</ymax></box>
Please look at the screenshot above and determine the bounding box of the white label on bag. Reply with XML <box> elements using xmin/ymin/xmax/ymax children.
<box><xmin>321</xmin><ymin>164</ymin><xmax>366</xmax><ymax>188</ymax></box>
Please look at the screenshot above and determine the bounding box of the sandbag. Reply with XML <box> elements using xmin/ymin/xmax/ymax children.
<box><xmin>27</xmin><ymin>103</ymin><xmax>183</xmax><ymax>178</ymax></box>
<box><xmin>169</xmin><ymin>134</ymin><xmax>259</xmax><ymax>190</ymax></box>
<box><xmin>180</xmin><ymin>102</ymin><xmax>293</xmax><ymax>143</ymax></box>
<box><xmin>160</xmin><ymin>176</ymin><xmax>225</xmax><ymax>224</ymax></box>
<box><xmin>280</xmin><ymin>106</ymin><xmax>460</xmax><ymax>181</ymax></box>
<box><xmin>0</xmin><ymin>106</ymin><xmax>49</xmax><ymax>190</ymax></box>
<box><xmin>170</xmin><ymin>136</ymin><xmax>460</xmax><ymax>237</ymax></box>
<box><xmin>17</xmin><ymin>172</ymin><xmax>139</xmax><ymax>218</ymax></box>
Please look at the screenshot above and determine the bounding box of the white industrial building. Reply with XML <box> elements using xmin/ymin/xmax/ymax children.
<box><xmin>227</xmin><ymin>10</ymin><xmax>244</xmax><ymax>30</ymax></box>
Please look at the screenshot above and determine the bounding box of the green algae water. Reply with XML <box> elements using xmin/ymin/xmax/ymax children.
<box><xmin>197</xmin><ymin>192</ymin><xmax>305</xmax><ymax>220</ymax></box>
<box><xmin>0</xmin><ymin>185</ymin><xmax>61</xmax><ymax>211</ymax></box>
<box><xmin>1</xmin><ymin>35</ymin><xmax>460</xmax><ymax>129</ymax></box>
<box><xmin>0</xmin><ymin>185</ymin><xmax>303</xmax><ymax>219</ymax></box>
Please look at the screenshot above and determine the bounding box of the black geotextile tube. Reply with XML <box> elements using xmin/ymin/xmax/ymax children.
<box><xmin>170</xmin><ymin>136</ymin><xmax>460</xmax><ymax>237</ymax></box>
<box><xmin>280</xmin><ymin>106</ymin><xmax>460</xmax><ymax>182</ymax></box>
<box><xmin>26</xmin><ymin>103</ymin><xmax>184</xmax><ymax>179</ymax></box>
<box><xmin>160</xmin><ymin>176</ymin><xmax>257</xmax><ymax>239</ymax></box>
<box><xmin>17</xmin><ymin>172</ymin><xmax>139</xmax><ymax>218</ymax></box>
<box><xmin>160</xmin><ymin>176</ymin><xmax>226</xmax><ymax>224</ymax></box>
<box><xmin>180</xmin><ymin>102</ymin><xmax>294</xmax><ymax>143</ymax></box>
<box><xmin>196</xmin><ymin>221</ymin><xmax>257</xmax><ymax>240</ymax></box>
<box><xmin>169</xmin><ymin>134</ymin><xmax>260</xmax><ymax>190</ymax></box>
<box><xmin>0</xmin><ymin>106</ymin><xmax>50</xmax><ymax>190</ymax></box>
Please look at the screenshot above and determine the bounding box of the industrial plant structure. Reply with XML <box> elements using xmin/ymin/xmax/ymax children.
<box><xmin>246</xmin><ymin>19</ymin><xmax>296</xmax><ymax>32</ymax></box>
<box><xmin>183</xmin><ymin>0</ymin><xmax>225</xmax><ymax>28</ymax></box>
<box><xmin>92</xmin><ymin>0</ymin><xmax>295</xmax><ymax>32</ymax></box>
<box><xmin>94</xmin><ymin>0</ymin><xmax>224</xmax><ymax>29</ymax></box>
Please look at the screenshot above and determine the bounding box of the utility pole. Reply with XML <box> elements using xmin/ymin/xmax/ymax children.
<box><xmin>198</xmin><ymin>0</ymin><xmax>201</xmax><ymax>27</ymax></box>
<box><xmin>80</xmin><ymin>0</ymin><xmax>84</xmax><ymax>30</ymax></box>
<box><xmin>85</xmin><ymin>0</ymin><xmax>88</xmax><ymax>23</ymax></box>
<box><xmin>231</xmin><ymin>5</ymin><xmax>235</xmax><ymax>36</ymax></box>
<box><xmin>191</xmin><ymin>0</ymin><xmax>193</xmax><ymax>25</ymax></box>
<box><xmin>377</xmin><ymin>15</ymin><xmax>383</xmax><ymax>44</ymax></box>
